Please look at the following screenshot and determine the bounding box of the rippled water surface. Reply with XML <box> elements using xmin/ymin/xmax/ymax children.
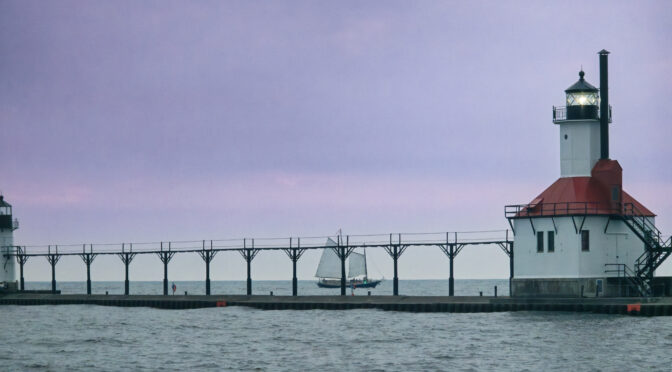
<box><xmin>2</xmin><ymin>280</ymin><xmax>672</xmax><ymax>371</ymax></box>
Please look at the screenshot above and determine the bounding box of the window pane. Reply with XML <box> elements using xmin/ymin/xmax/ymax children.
<box><xmin>581</xmin><ymin>230</ymin><xmax>590</xmax><ymax>251</ymax></box>
<box><xmin>612</xmin><ymin>186</ymin><xmax>620</xmax><ymax>201</ymax></box>
<box><xmin>548</xmin><ymin>231</ymin><xmax>555</xmax><ymax>252</ymax></box>
<box><xmin>537</xmin><ymin>231</ymin><xmax>544</xmax><ymax>253</ymax></box>
<box><xmin>567</xmin><ymin>93</ymin><xmax>598</xmax><ymax>106</ymax></box>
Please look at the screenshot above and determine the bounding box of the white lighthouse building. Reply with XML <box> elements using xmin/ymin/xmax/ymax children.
<box><xmin>0</xmin><ymin>195</ymin><xmax>18</xmax><ymax>291</ymax></box>
<box><xmin>506</xmin><ymin>51</ymin><xmax>669</xmax><ymax>297</ymax></box>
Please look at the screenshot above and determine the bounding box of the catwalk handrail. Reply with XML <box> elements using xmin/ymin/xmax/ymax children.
<box><xmin>2</xmin><ymin>230</ymin><xmax>512</xmax><ymax>256</ymax></box>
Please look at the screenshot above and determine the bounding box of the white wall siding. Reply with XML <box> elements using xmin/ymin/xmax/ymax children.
<box><xmin>0</xmin><ymin>231</ymin><xmax>15</xmax><ymax>283</ymax></box>
<box><xmin>559</xmin><ymin>120</ymin><xmax>601</xmax><ymax>177</ymax></box>
<box><xmin>514</xmin><ymin>216</ymin><xmax>647</xmax><ymax>279</ymax></box>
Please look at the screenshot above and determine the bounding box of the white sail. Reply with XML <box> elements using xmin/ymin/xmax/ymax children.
<box><xmin>315</xmin><ymin>238</ymin><xmax>342</xmax><ymax>278</ymax></box>
<box><xmin>348</xmin><ymin>252</ymin><xmax>367</xmax><ymax>278</ymax></box>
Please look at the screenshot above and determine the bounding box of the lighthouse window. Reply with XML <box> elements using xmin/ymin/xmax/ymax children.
<box><xmin>537</xmin><ymin>232</ymin><xmax>544</xmax><ymax>253</ymax></box>
<box><xmin>567</xmin><ymin>92</ymin><xmax>598</xmax><ymax>106</ymax></box>
<box><xmin>548</xmin><ymin>231</ymin><xmax>555</xmax><ymax>252</ymax></box>
<box><xmin>581</xmin><ymin>230</ymin><xmax>590</xmax><ymax>252</ymax></box>
<box><xmin>611</xmin><ymin>186</ymin><xmax>620</xmax><ymax>201</ymax></box>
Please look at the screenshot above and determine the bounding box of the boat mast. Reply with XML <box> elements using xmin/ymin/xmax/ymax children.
<box><xmin>364</xmin><ymin>248</ymin><xmax>368</xmax><ymax>279</ymax></box>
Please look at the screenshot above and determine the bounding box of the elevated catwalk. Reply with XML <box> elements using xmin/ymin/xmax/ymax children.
<box><xmin>5</xmin><ymin>231</ymin><xmax>513</xmax><ymax>297</ymax></box>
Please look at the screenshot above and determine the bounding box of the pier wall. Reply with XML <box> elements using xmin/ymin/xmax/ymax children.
<box><xmin>1</xmin><ymin>294</ymin><xmax>671</xmax><ymax>316</ymax></box>
<box><xmin>511</xmin><ymin>277</ymin><xmax>633</xmax><ymax>297</ymax></box>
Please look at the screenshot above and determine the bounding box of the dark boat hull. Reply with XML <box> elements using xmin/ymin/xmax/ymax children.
<box><xmin>316</xmin><ymin>279</ymin><xmax>382</xmax><ymax>288</ymax></box>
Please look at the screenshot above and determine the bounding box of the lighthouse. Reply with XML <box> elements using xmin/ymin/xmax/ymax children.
<box><xmin>505</xmin><ymin>50</ymin><xmax>670</xmax><ymax>297</ymax></box>
<box><xmin>0</xmin><ymin>195</ymin><xmax>18</xmax><ymax>291</ymax></box>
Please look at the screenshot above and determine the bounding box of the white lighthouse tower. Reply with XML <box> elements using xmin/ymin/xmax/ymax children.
<box><xmin>505</xmin><ymin>51</ymin><xmax>670</xmax><ymax>297</ymax></box>
<box><xmin>558</xmin><ymin>69</ymin><xmax>601</xmax><ymax>177</ymax></box>
<box><xmin>0</xmin><ymin>195</ymin><xmax>18</xmax><ymax>291</ymax></box>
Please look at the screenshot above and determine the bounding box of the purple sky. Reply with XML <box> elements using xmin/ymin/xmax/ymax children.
<box><xmin>2</xmin><ymin>1</ymin><xmax>671</xmax><ymax>282</ymax></box>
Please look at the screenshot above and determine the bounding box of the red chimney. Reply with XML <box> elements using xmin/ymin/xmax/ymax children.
<box><xmin>591</xmin><ymin>159</ymin><xmax>622</xmax><ymax>212</ymax></box>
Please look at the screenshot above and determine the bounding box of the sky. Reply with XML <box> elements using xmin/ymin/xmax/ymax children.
<box><xmin>1</xmin><ymin>1</ymin><xmax>671</xmax><ymax>282</ymax></box>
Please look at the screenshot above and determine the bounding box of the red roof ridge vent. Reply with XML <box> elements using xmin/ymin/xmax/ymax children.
<box><xmin>591</xmin><ymin>159</ymin><xmax>622</xmax><ymax>186</ymax></box>
<box><xmin>592</xmin><ymin>159</ymin><xmax>622</xmax><ymax>171</ymax></box>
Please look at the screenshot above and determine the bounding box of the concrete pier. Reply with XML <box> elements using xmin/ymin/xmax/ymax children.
<box><xmin>1</xmin><ymin>293</ymin><xmax>671</xmax><ymax>316</ymax></box>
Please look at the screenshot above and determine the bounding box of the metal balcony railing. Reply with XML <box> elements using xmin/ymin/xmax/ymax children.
<box><xmin>552</xmin><ymin>106</ymin><xmax>567</xmax><ymax>122</ymax></box>
<box><xmin>505</xmin><ymin>201</ymin><xmax>661</xmax><ymax>220</ymax></box>
<box><xmin>505</xmin><ymin>201</ymin><xmax>623</xmax><ymax>218</ymax></box>
<box><xmin>552</xmin><ymin>105</ymin><xmax>612</xmax><ymax>123</ymax></box>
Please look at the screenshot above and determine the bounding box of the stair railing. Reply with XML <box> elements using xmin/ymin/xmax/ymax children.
<box><xmin>604</xmin><ymin>263</ymin><xmax>650</xmax><ymax>296</ymax></box>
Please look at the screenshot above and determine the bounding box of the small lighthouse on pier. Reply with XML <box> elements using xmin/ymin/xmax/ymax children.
<box><xmin>505</xmin><ymin>50</ymin><xmax>670</xmax><ymax>297</ymax></box>
<box><xmin>0</xmin><ymin>195</ymin><xmax>18</xmax><ymax>291</ymax></box>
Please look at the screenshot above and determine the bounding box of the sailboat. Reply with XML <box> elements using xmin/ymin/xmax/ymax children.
<box><xmin>315</xmin><ymin>238</ymin><xmax>382</xmax><ymax>288</ymax></box>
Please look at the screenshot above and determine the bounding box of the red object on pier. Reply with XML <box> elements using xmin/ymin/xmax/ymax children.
<box><xmin>627</xmin><ymin>303</ymin><xmax>641</xmax><ymax>313</ymax></box>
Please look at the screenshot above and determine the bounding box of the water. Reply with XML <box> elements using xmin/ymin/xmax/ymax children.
<box><xmin>2</xmin><ymin>280</ymin><xmax>671</xmax><ymax>371</ymax></box>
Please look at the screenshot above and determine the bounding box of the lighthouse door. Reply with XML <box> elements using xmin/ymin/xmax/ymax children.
<box><xmin>612</xmin><ymin>234</ymin><xmax>627</xmax><ymax>266</ymax></box>
<box><xmin>606</xmin><ymin>233</ymin><xmax>626</xmax><ymax>267</ymax></box>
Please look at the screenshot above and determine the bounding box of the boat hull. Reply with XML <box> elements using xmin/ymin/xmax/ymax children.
<box><xmin>316</xmin><ymin>279</ymin><xmax>381</xmax><ymax>289</ymax></box>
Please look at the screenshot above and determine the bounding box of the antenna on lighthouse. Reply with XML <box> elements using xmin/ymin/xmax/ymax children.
<box><xmin>599</xmin><ymin>49</ymin><xmax>610</xmax><ymax>159</ymax></box>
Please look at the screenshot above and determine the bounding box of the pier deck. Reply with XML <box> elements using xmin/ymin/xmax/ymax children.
<box><xmin>1</xmin><ymin>293</ymin><xmax>671</xmax><ymax>316</ymax></box>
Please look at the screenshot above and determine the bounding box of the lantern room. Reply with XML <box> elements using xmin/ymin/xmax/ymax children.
<box><xmin>0</xmin><ymin>195</ymin><xmax>16</xmax><ymax>231</ymax></box>
<box><xmin>565</xmin><ymin>70</ymin><xmax>599</xmax><ymax>120</ymax></box>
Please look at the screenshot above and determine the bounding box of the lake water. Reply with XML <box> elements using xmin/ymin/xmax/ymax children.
<box><xmin>2</xmin><ymin>280</ymin><xmax>671</xmax><ymax>371</ymax></box>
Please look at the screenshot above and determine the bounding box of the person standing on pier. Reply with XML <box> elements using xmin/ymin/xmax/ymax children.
<box><xmin>172</xmin><ymin>282</ymin><xmax>176</xmax><ymax>295</ymax></box>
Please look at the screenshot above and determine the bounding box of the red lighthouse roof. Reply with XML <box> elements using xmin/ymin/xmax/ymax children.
<box><xmin>506</xmin><ymin>159</ymin><xmax>655</xmax><ymax>218</ymax></box>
